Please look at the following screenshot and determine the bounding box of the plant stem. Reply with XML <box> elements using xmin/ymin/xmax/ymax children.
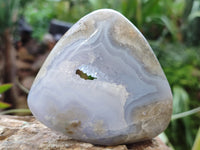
<box><xmin>171</xmin><ymin>106</ymin><xmax>200</xmax><ymax>121</ymax></box>
<box><xmin>16</xmin><ymin>77</ymin><xmax>30</xmax><ymax>94</ymax></box>
<box><xmin>136</xmin><ymin>0</ymin><xmax>142</xmax><ymax>29</ymax></box>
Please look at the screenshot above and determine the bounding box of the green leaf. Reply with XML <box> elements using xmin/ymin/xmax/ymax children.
<box><xmin>172</xmin><ymin>86</ymin><xmax>189</xmax><ymax>114</ymax></box>
<box><xmin>192</xmin><ymin>127</ymin><xmax>200</xmax><ymax>150</ymax></box>
<box><xmin>159</xmin><ymin>15</ymin><xmax>178</xmax><ymax>41</ymax></box>
<box><xmin>0</xmin><ymin>101</ymin><xmax>11</xmax><ymax>109</ymax></box>
<box><xmin>188</xmin><ymin>11</ymin><xmax>200</xmax><ymax>21</ymax></box>
<box><xmin>0</xmin><ymin>109</ymin><xmax>31</xmax><ymax>115</ymax></box>
<box><xmin>0</xmin><ymin>84</ymin><xmax>12</xmax><ymax>94</ymax></box>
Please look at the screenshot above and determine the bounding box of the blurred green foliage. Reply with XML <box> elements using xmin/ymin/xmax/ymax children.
<box><xmin>21</xmin><ymin>0</ymin><xmax>200</xmax><ymax>45</ymax></box>
<box><xmin>0</xmin><ymin>0</ymin><xmax>19</xmax><ymax>35</ymax></box>
<box><xmin>152</xmin><ymin>41</ymin><xmax>200</xmax><ymax>149</ymax></box>
<box><xmin>0</xmin><ymin>0</ymin><xmax>200</xmax><ymax>149</ymax></box>
<box><xmin>22</xmin><ymin>0</ymin><xmax>56</xmax><ymax>40</ymax></box>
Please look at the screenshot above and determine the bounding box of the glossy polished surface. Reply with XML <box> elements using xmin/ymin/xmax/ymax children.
<box><xmin>28</xmin><ymin>9</ymin><xmax>173</xmax><ymax>145</ymax></box>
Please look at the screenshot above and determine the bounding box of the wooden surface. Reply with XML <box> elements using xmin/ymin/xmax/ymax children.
<box><xmin>0</xmin><ymin>115</ymin><xmax>171</xmax><ymax>150</ymax></box>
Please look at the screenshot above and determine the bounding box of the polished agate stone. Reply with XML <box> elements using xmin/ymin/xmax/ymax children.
<box><xmin>28</xmin><ymin>9</ymin><xmax>173</xmax><ymax>145</ymax></box>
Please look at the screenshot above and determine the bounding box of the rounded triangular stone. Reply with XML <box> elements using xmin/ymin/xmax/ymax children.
<box><xmin>28</xmin><ymin>9</ymin><xmax>173</xmax><ymax>145</ymax></box>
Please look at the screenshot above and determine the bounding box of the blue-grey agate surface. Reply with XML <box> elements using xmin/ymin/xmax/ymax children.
<box><xmin>28</xmin><ymin>9</ymin><xmax>172</xmax><ymax>145</ymax></box>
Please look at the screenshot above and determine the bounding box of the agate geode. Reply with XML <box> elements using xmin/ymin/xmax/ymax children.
<box><xmin>28</xmin><ymin>9</ymin><xmax>173</xmax><ymax>145</ymax></box>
